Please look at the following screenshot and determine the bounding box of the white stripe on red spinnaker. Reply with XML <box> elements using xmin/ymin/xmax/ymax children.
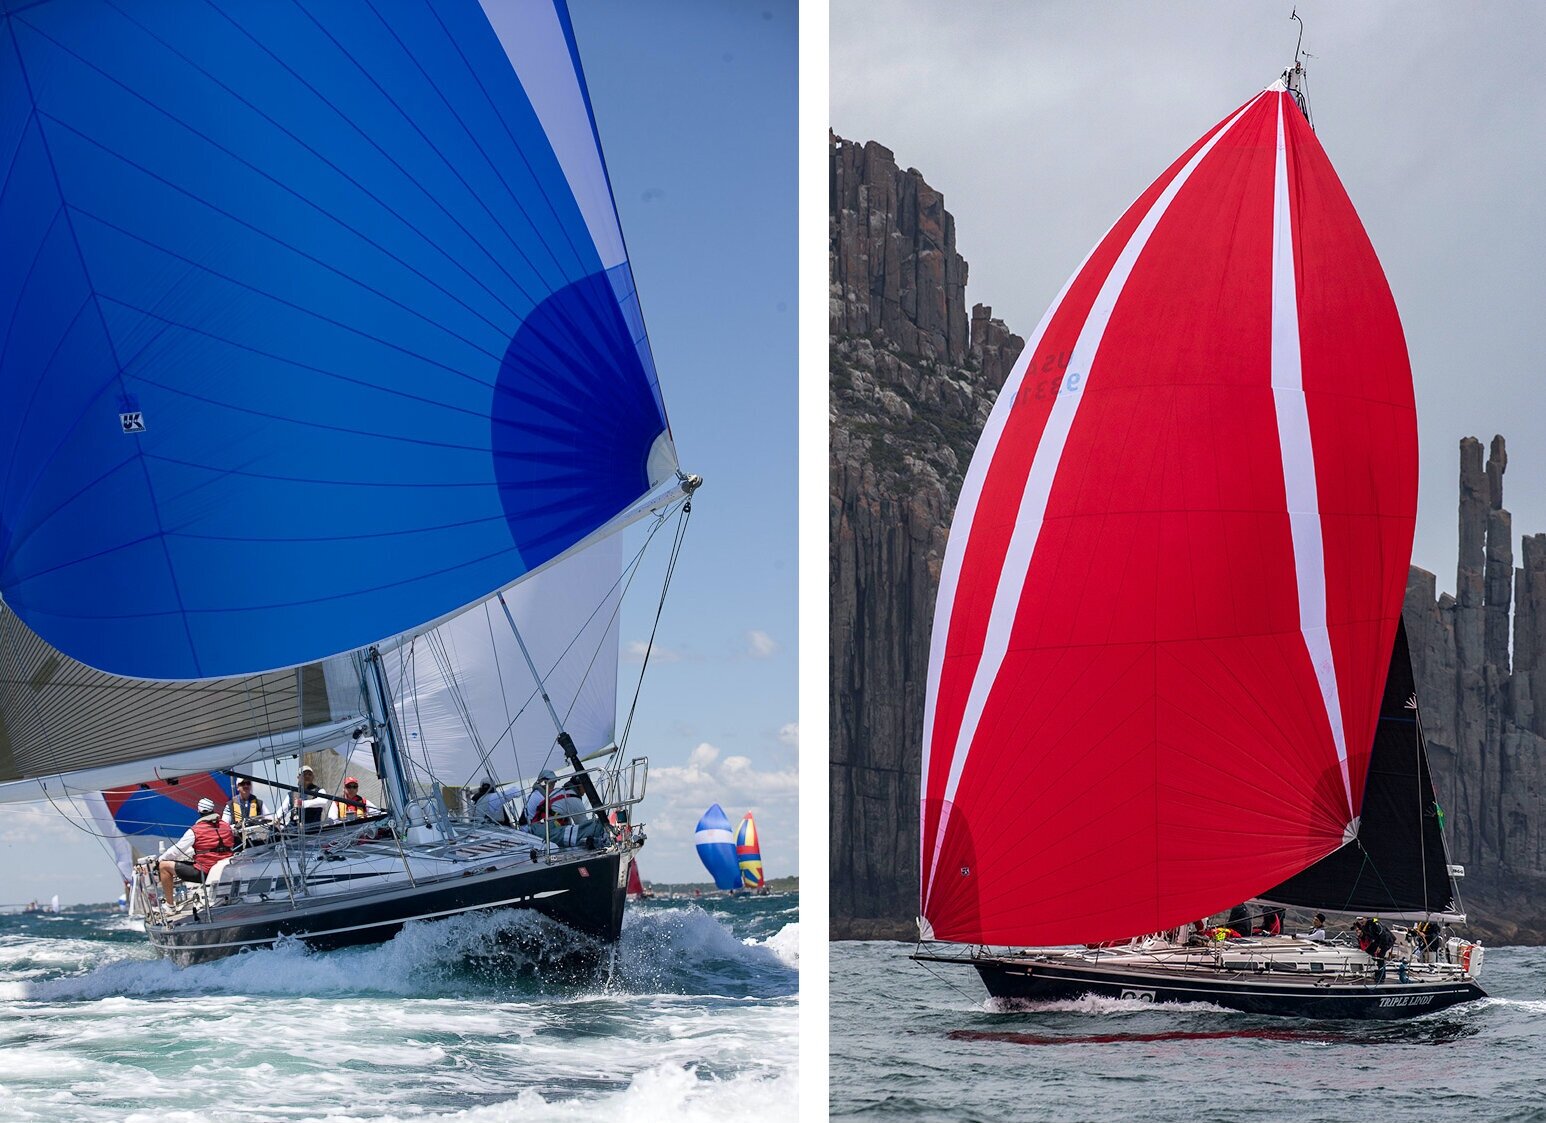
<box><xmin>921</xmin><ymin>94</ymin><xmax>1266</xmax><ymax>911</ymax></box>
<box><xmin>916</xmin><ymin>248</ymin><xmax>1097</xmax><ymax>905</ymax></box>
<box><xmin>1270</xmin><ymin>94</ymin><xmax>1355</xmax><ymax>823</ymax></box>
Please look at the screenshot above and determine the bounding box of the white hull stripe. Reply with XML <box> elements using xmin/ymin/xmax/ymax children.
<box><xmin>1270</xmin><ymin>98</ymin><xmax>1354</xmax><ymax>819</ymax></box>
<box><xmin>149</xmin><ymin>889</ymin><xmax>572</xmax><ymax>953</ymax></box>
<box><xmin>924</xmin><ymin>96</ymin><xmax>1263</xmax><ymax>908</ymax></box>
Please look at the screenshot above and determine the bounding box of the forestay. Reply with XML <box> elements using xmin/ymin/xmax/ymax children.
<box><xmin>920</xmin><ymin>83</ymin><xmax>1417</xmax><ymax>945</ymax></box>
<box><xmin>0</xmin><ymin>0</ymin><xmax>676</xmax><ymax>680</ymax></box>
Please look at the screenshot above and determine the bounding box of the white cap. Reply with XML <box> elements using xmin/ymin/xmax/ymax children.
<box><xmin>197</xmin><ymin>797</ymin><xmax>215</xmax><ymax>814</ymax></box>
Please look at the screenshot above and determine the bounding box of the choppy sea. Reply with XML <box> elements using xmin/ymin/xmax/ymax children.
<box><xmin>0</xmin><ymin>894</ymin><xmax>798</xmax><ymax>1122</ymax></box>
<box><xmin>831</xmin><ymin>939</ymin><xmax>1545</xmax><ymax>1122</ymax></box>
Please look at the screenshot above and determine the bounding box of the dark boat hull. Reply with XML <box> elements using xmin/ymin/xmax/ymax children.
<box><xmin>964</xmin><ymin>954</ymin><xmax>1485</xmax><ymax>1020</ymax></box>
<box><xmin>148</xmin><ymin>852</ymin><xmax>626</xmax><ymax>966</ymax></box>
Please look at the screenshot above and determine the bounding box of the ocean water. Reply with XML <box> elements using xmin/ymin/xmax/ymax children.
<box><xmin>831</xmin><ymin>940</ymin><xmax>1545</xmax><ymax>1122</ymax></box>
<box><xmin>0</xmin><ymin>895</ymin><xmax>798</xmax><ymax>1122</ymax></box>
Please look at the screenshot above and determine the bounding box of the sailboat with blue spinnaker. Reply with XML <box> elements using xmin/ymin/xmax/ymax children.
<box><xmin>0</xmin><ymin>0</ymin><xmax>698</xmax><ymax>966</ymax></box>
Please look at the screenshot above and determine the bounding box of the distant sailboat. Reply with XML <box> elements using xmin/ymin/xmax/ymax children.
<box><xmin>913</xmin><ymin>60</ymin><xmax>1485</xmax><ymax>1019</ymax></box>
<box><xmin>0</xmin><ymin>0</ymin><xmax>697</xmax><ymax>965</ymax></box>
<box><xmin>694</xmin><ymin>805</ymin><xmax>741</xmax><ymax>891</ymax></box>
<box><xmin>625</xmin><ymin>862</ymin><xmax>648</xmax><ymax>898</ymax></box>
<box><xmin>736</xmin><ymin>813</ymin><xmax>766</xmax><ymax>891</ymax></box>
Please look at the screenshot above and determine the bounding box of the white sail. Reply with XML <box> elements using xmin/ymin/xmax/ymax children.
<box><xmin>387</xmin><ymin>537</ymin><xmax>623</xmax><ymax>787</ymax></box>
<box><xmin>83</xmin><ymin>792</ymin><xmax>138</xmax><ymax>884</ymax></box>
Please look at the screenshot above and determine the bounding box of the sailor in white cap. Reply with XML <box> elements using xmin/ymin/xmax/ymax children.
<box><xmin>157</xmin><ymin>795</ymin><xmax>236</xmax><ymax>902</ymax></box>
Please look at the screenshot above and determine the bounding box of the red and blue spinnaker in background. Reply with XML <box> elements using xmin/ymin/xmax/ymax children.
<box><xmin>694</xmin><ymin>804</ymin><xmax>740</xmax><ymax>890</ymax></box>
<box><xmin>101</xmin><ymin>773</ymin><xmax>233</xmax><ymax>838</ymax></box>
<box><xmin>736</xmin><ymin>812</ymin><xmax>765</xmax><ymax>889</ymax></box>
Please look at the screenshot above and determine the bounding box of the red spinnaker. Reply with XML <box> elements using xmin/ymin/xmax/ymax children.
<box><xmin>920</xmin><ymin>85</ymin><xmax>1416</xmax><ymax>946</ymax></box>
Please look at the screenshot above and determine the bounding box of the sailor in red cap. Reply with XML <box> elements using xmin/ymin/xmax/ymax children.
<box><xmin>329</xmin><ymin>776</ymin><xmax>379</xmax><ymax>822</ymax></box>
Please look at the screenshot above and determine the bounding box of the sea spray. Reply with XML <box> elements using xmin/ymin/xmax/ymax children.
<box><xmin>0</xmin><ymin>895</ymin><xmax>797</xmax><ymax>1122</ymax></box>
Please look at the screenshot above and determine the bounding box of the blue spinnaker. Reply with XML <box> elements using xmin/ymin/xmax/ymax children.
<box><xmin>694</xmin><ymin>803</ymin><xmax>740</xmax><ymax>891</ymax></box>
<box><xmin>0</xmin><ymin>0</ymin><xmax>675</xmax><ymax>680</ymax></box>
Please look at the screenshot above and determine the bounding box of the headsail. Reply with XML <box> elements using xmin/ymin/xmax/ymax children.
<box><xmin>0</xmin><ymin>0</ymin><xmax>677</xmax><ymax>681</ymax></box>
<box><xmin>920</xmin><ymin>81</ymin><xmax>1417</xmax><ymax>945</ymax></box>
<box><xmin>82</xmin><ymin>791</ymin><xmax>137</xmax><ymax>885</ymax></box>
<box><xmin>386</xmin><ymin>536</ymin><xmax>623</xmax><ymax>786</ymax></box>
<box><xmin>1261</xmin><ymin>619</ymin><xmax>1462</xmax><ymax>918</ymax></box>
<box><xmin>736</xmin><ymin>812</ymin><xmax>766</xmax><ymax>889</ymax></box>
<box><xmin>695</xmin><ymin>804</ymin><xmax>740</xmax><ymax>891</ymax></box>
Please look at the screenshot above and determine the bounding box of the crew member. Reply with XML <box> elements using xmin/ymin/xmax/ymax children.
<box><xmin>224</xmin><ymin>779</ymin><xmax>264</xmax><ymax>828</ymax></box>
<box><xmin>292</xmin><ymin>765</ymin><xmax>330</xmax><ymax>827</ymax></box>
<box><xmin>1355</xmin><ymin>917</ymin><xmax>1398</xmax><ymax>983</ymax></box>
<box><xmin>329</xmin><ymin>777</ymin><xmax>377</xmax><ymax>821</ymax></box>
<box><xmin>1225</xmin><ymin>904</ymin><xmax>1252</xmax><ymax>938</ymax></box>
<box><xmin>523</xmin><ymin>769</ymin><xmax>565</xmax><ymax>825</ymax></box>
<box><xmin>157</xmin><ymin>797</ymin><xmax>236</xmax><ymax>902</ymax></box>
<box><xmin>470</xmin><ymin>780</ymin><xmax>511</xmax><ymax>825</ymax></box>
<box><xmin>525</xmin><ymin>771</ymin><xmax>606</xmax><ymax>847</ymax></box>
<box><xmin>1303</xmin><ymin>913</ymin><xmax>1327</xmax><ymax>941</ymax></box>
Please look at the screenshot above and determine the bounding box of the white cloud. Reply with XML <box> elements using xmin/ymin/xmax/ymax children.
<box><xmin>624</xmin><ymin>639</ymin><xmax>685</xmax><ymax>664</ymax></box>
<box><xmin>745</xmin><ymin>629</ymin><xmax>779</xmax><ymax>658</ymax></box>
<box><xmin>777</xmin><ymin>722</ymin><xmax>798</xmax><ymax>747</ymax></box>
<box><xmin>642</xmin><ymin>740</ymin><xmax>798</xmax><ymax>881</ymax></box>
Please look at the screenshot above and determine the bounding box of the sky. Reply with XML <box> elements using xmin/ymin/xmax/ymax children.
<box><xmin>0</xmin><ymin>0</ymin><xmax>797</xmax><ymax>904</ymax></box>
<box><xmin>832</xmin><ymin>0</ymin><xmax>1546</xmax><ymax>591</ymax></box>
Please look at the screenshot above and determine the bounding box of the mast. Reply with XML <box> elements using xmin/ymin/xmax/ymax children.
<box><xmin>362</xmin><ymin>647</ymin><xmax>414</xmax><ymax>823</ymax></box>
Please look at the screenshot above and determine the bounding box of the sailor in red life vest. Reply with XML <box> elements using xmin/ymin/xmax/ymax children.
<box><xmin>328</xmin><ymin>777</ymin><xmax>378</xmax><ymax>822</ymax></box>
<box><xmin>523</xmin><ymin>769</ymin><xmax>569</xmax><ymax>826</ymax></box>
<box><xmin>523</xmin><ymin>769</ymin><xmax>607</xmax><ymax>847</ymax></box>
<box><xmin>157</xmin><ymin>797</ymin><xmax>236</xmax><ymax>902</ymax></box>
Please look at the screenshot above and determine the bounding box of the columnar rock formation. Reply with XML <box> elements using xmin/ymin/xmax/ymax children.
<box><xmin>829</xmin><ymin>135</ymin><xmax>1021</xmax><ymax>937</ymax></box>
<box><xmin>1406</xmin><ymin>436</ymin><xmax>1546</xmax><ymax>934</ymax></box>
<box><xmin>830</xmin><ymin>132</ymin><xmax>1546</xmax><ymax>941</ymax></box>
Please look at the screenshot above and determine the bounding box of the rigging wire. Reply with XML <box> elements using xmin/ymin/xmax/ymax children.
<box><xmin>617</xmin><ymin>498</ymin><xmax>693</xmax><ymax>755</ymax></box>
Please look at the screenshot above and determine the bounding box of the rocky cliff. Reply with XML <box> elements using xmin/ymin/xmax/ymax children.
<box><xmin>829</xmin><ymin>133</ymin><xmax>1546</xmax><ymax>943</ymax></box>
<box><xmin>1405</xmin><ymin>436</ymin><xmax>1546</xmax><ymax>943</ymax></box>
<box><xmin>829</xmin><ymin>134</ymin><xmax>1021</xmax><ymax>938</ymax></box>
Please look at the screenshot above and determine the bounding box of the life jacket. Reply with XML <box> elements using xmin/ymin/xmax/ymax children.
<box><xmin>529</xmin><ymin>789</ymin><xmax>567</xmax><ymax>825</ymax></box>
<box><xmin>335</xmin><ymin>799</ymin><xmax>368</xmax><ymax>821</ymax></box>
<box><xmin>228</xmin><ymin>795</ymin><xmax>263</xmax><ymax>823</ymax></box>
<box><xmin>191</xmin><ymin>817</ymin><xmax>236</xmax><ymax>873</ymax></box>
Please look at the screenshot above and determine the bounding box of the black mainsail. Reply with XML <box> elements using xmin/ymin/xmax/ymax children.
<box><xmin>1261</xmin><ymin>618</ymin><xmax>1462</xmax><ymax>918</ymax></box>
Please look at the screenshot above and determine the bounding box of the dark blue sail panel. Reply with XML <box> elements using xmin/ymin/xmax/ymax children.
<box><xmin>0</xmin><ymin>0</ymin><xmax>674</xmax><ymax>680</ymax></box>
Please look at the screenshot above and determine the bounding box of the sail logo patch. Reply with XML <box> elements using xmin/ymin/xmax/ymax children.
<box><xmin>1119</xmin><ymin>989</ymin><xmax>1156</xmax><ymax>1003</ymax></box>
<box><xmin>1378</xmin><ymin>994</ymin><xmax>1434</xmax><ymax>1007</ymax></box>
<box><xmin>120</xmin><ymin>411</ymin><xmax>146</xmax><ymax>433</ymax></box>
